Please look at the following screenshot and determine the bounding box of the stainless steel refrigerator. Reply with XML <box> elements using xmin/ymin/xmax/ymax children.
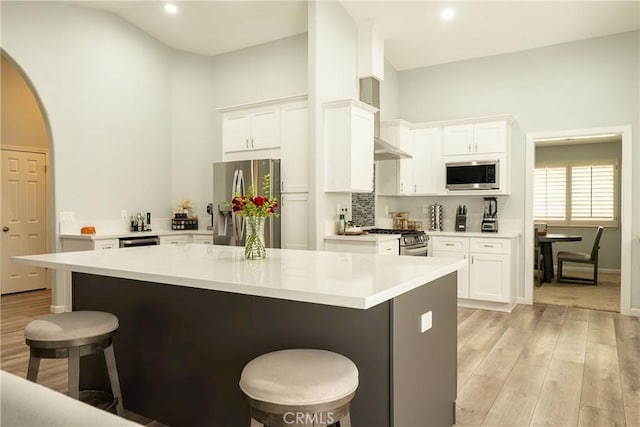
<box><xmin>212</xmin><ymin>159</ymin><xmax>281</xmax><ymax>248</ymax></box>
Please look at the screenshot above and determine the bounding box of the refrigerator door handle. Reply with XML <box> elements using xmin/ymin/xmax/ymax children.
<box><xmin>232</xmin><ymin>169</ymin><xmax>246</xmax><ymax>243</ymax></box>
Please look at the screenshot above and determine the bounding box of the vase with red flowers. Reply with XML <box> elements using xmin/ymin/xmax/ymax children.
<box><xmin>230</xmin><ymin>174</ymin><xmax>279</xmax><ymax>260</ymax></box>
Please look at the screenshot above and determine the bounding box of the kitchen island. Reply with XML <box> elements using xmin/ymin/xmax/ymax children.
<box><xmin>13</xmin><ymin>245</ymin><xmax>465</xmax><ymax>427</ymax></box>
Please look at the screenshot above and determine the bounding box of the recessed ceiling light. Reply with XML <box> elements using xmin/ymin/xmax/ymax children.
<box><xmin>440</xmin><ymin>8</ymin><xmax>455</xmax><ymax>21</ymax></box>
<box><xmin>164</xmin><ymin>3</ymin><xmax>178</xmax><ymax>15</ymax></box>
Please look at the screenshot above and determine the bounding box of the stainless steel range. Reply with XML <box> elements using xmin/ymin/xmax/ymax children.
<box><xmin>367</xmin><ymin>229</ymin><xmax>428</xmax><ymax>256</ymax></box>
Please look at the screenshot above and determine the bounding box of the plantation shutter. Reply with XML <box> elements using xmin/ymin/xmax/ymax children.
<box><xmin>571</xmin><ymin>165</ymin><xmax>615</xmax><ymax>221</ymax></box>
<box><xmin>534</xmin><ymin>167</ymin><xmax>566</xmax><ymax>221</ymax></box>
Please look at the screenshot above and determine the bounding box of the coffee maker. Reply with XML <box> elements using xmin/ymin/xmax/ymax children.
<box><xmin>481</xmin><ymin>197</ymin><xmax>498</xmax><ymax>232</ymax></box>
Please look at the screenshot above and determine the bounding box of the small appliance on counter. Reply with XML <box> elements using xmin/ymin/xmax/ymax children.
<box><xmin>455</xmin><ymin>205</ymin><xmax>467</xmax><ymax>232</ymax></box>
<box><xmin>429</xmin><ymin>204</ymin><xmax>443</xmax><ymax>231</ymax></box>
<box><xmin>481</xmin><ymin>197</ymin><xmax>499</xmax><ymax>232</ymax></box>
<box><xmin>206</xmin><ymin>203</ymin><xmax>214</xmax><ymax>230</ymax></box>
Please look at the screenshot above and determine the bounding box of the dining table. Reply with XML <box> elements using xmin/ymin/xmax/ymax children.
<box><xmin>538</xmin><ymin>233</ymin><xmax>583</xmax><ymax>283</ymax></box>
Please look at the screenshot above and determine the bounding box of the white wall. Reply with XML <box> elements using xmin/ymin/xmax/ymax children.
<box><xmin>308</xmin><ymin>1</ymin><xmax>359</xmax><ymax>249</ymax></box>
<box><xmin>1</xmin><ymin>2</ymin><xmax>173</xmax><ymax>223</ymax></box>
<box><xmin>396</xmin><ymin>31</ymin><xmax>639</xmax><ymax>310</ymax></box>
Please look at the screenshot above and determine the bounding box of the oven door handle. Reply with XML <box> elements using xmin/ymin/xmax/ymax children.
<box><xmin>401</xmin><ymin>246</ymin><xmax>428</xmax><ymax>256</ymax></box>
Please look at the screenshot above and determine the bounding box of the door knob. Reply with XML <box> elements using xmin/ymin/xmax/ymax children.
<box><xmin>2</xmin><ymin>227</ymin><xmax>9</xmax><ymax>232</ymax></box>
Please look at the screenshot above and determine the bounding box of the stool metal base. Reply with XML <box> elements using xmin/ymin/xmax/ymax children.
<box><xmin>246</xmin><ymin>392</ymin><xmax>354</xmax><ymax>427</ymax></box>
<box><xmin>26</xmin><ymin>331</ymin><xmax>125</xmax><ymax>417</ymax></box>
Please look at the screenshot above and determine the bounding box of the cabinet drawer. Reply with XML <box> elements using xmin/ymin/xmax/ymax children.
<box><xmin>431</xmin><ymin>236</ymin><xmax>468</xmax><ymax>253</ymax></box>
<box><xmin>469</xmin><ymin>238</ymin><xmax>511</xmax><ymax>255</ymax></box>
<box><xmin>93</xmin><ymin>239</ymin><xmax>119</xmax><ymax>250</ymax></box>
<box><xmin>377</xmin><ymin>240</ymin><xmax>399</xmax><ymax>255</ymax></box>
<box><xmin>160</xmin><ymin>235</ymin><xmax>188</xmax><ymax>245</ymax></box>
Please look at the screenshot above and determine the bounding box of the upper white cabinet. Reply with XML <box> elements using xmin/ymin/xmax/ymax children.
<box><xmin>324</xmin><ymin>99</ymin><xmax>377</xmax><ymax>193</ymax></box>
<box><xmin>377</xmin><ymin>122</ymin><xmax>443</xmax><ymax>196</ymax></box>
<box><xmin>222</xmin><ymin>105</ymin><xmax>280</xmax><ymax>153</ymax></box>
<box><xmin>411</xmin><ymin>127</ymin><xmax>443</xmax><ymax>195</ymax></box>
<box><xmin>280</xmin><ymin>101</ymin><xmax>308</xmax><ymax>193</ymax></box>
<box><xmin>443</xmin><ymin>121</ymin><xmax>507</xmax><ymax>156</ymax></box>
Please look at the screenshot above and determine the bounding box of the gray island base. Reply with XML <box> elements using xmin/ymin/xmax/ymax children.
<box><xmin>73</xmin><ymin>272</ymin><xmax>457</xmax><ymax>427</ymax></box>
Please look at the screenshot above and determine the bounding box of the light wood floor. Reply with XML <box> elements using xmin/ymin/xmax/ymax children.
<box><xmin>2</xmin><ymin>290</ymin><xmax>639</xmax><ymax>426</ymax></box>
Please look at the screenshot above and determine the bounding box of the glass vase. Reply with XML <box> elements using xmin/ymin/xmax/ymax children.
<box><xmin>245</xmin><ymin>216</ymin><xmax>266</xmax><ymax>260</ymax></box>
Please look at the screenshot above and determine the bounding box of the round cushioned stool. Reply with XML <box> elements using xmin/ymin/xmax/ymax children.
<box><xmin>24</xmin><ymin>311</ymin><xmax>125</xmax><ymax>416</ymax></box>
<box><xmin>240</xmin><ymin>349</ymin><xmax>358</xmax><ymax>427</ymax></box>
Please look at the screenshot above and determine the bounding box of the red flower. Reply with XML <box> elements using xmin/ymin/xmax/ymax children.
<box><xmin>252</xmin><ymin>196</ymin><xmax>265</xmax><ymax>206</ymax></box>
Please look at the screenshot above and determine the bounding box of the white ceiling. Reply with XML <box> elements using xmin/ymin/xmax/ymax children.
<box><xmin>73</xmin><ymin>0</ymin><xmax>639</xmax><ymax>71</ymax></box>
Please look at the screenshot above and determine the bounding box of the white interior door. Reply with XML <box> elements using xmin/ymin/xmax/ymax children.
<box><xmin>1</xmin><ymin>150</ymin><xmax>47</xmax><ymax>294</ymax></box>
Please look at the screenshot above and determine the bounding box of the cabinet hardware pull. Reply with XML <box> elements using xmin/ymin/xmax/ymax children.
<box><xmin>468</xmin><ymin>143</ymin><xmax>471</xmax><ymax>152</ymax></box>
<box><xmin>251</xmin><ymin>138</ymin><xmax>255</xmax><ymax>148</ymax></box>
<box><xmin>483</xmin><ymin>244</ymin><xmax>493</xmax><ymax>247</ymax></box>
<box><xmin>475</xmin><ymin>143</ymin><xmax>478</xmax><ymax>152</ymax></box>
<box><xmin>445</xmin><ymin>243</ymin><xmax>454</xmax><ymax>246</ymax></box>
<box><xmin>245</xmin><ymin>139</ymin><xmax>249</xmax><ymax>148</ymax></box>
<box><xmin>471</xmin><ymin>256</ymin><xmax>474</xmax><ymax>264</ymax></box>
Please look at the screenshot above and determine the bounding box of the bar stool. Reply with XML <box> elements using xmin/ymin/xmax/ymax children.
<box><xmin>24</xmin><ymin>311</ymin><xmax>125</xmax><ymax>416</ymax></box>
<box><xmin>240</xmin><ymin>349</ymin><xmax>358</xmax><ymax>427</ymax></box>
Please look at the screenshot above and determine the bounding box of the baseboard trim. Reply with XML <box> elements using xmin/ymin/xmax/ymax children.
<box><xmin>628</xmin><ymin>308</ymin><xmax>640</xmax><ymax>318</ymax></box>
<box><xmin>458</xmin><ymin>298</ymin><xmax>517</xmax><ymax>313</ymax></box>
<box><xmin>50</xmin><ymin>304</ymin><xmax>66</xmax><ymax>314</ymax></box>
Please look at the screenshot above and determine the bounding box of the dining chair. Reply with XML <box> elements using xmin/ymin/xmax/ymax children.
<box><xmin>557</xmin><ymin>226</ymin><xmax>604</xmax><ymax>286</ymax></box>
<box><xmin>534</xmin><ymin>230</ymin><xmax>544</xmax><ymax>287</ymax></box>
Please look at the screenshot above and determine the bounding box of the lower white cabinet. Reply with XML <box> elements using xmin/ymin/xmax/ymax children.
<box><xmin>324</xmin><ymin>238</ymin><xmax>399</xmax><ymax>255</ymax></box>
<box><xmin>431</xmin><ymin>235</ymin><xmax>515</xmax><ymax>307</ymax></box>
<box><xmin>192</xmin><ymin>235</ymin><xmax>213</xmax><ymax>245</ymax></box>
<box><xmin>281</xmin><ymin>193</ymin><xmax>309</xmax><ymax>250</ymax></box>
<box><xmin>159</xmin><ymin>235</ymin><xmax>189</xmax><ymax>245</ymax></box>
<box><xmin>61</xmin><ymin>238</ymin><xmax>119</xmax><ymax>251</ymax></box>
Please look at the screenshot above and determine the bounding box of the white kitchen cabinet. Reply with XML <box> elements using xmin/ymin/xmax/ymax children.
<box><xmin>281</xmin><ymin>193</ymin><xmax>309</xmax><ymax>250</ymax></box>
<box><xmin>192</xmin><ymin>235</ymin><xmax>213</xmax><ymax>245</ymax></box>
<box><xmin>60</xmin><ymin>238</ymin><xmax>119</xmax><ymax>252</ymax></box>
<box><xmin>324</xmin><ymin>99</ymin><xmax>377</xmax><ymax>193</ymax></box>
<box><xmin>443</xmin><ymin>121</ymin><xmax>507</xmax><ymax>156</ymax></box>
<box><xmin>324</xmin><ymin>238</ymin><xmax>399</xmax><ymax>255</ymax></box>
<box><xmin>411</xmin><ymin>127</ymin><xmax>443</xmax><ymax>195</ymax></box>
<box><xmin>222</xmin><ymin>105</ymin><xmax>280</xmax><ymax>153</ymax></box>
<box><xmin>430</xmin><ymin>235</ymin><xmax>515</xmax><ymax>308</ymax></box>
<box><xmin>160</xmin><ymin>235</ymin><xmax>188</xmax><ymax>245</ymax></box>
<box><xmin>280</xmin><ymin>101</ymin><xmax>308</xmax><ymax>193</ymax></box>
<box><xmin>377</xmin><ymin>122</ymin><xmax>443</xmax><ymax>196</ymax></box>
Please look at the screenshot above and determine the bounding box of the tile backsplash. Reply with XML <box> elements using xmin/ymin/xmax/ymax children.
<box><xmin>352</xmin><ymin>191</ymin><xmax>375</xmax><ymax>226</ymax></box>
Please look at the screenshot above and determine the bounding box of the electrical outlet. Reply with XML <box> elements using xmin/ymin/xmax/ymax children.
<box><xmin>422</xmin><ymin>204</ymin><xmax>430</xmax><ymax>214</ymax></box>
<box><xmin>121</xmin><ymin>210</ymin><xmax>128</xmax><ymax>221</ymax></box>
<box><xmin>59</xmin><ymin>211</ymin><xmax>75</xmax><ymax>222</ymax></box>
<box><xmin>421</xmin><ymin>311</ymin><xmax>432</xmax><ymax>333</ymax></box>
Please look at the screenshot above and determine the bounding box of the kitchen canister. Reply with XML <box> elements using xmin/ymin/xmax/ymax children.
<box><xmin>429</xmin><ymin>204</ymin><xmax>443</xmax><ymax>231</ymax></box>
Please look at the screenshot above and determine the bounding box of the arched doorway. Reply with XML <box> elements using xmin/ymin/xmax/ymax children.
<box><xmin>1</xmin><ymin>51</ymin><xmax>54</xmax><ymax>297</ymax></box>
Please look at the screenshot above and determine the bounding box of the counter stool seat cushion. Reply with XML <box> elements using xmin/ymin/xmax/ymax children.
<box><xmin>25</xmin><ymin>311</ymin><xmax>118</xmax><ymax>344</ymax></box>
<box><xmin>240</xmin><ymin>349</ymin><xmax>358</xmax><ymax>406</ymax></box>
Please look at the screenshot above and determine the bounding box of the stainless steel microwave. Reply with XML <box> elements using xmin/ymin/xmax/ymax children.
<box><xmin>446</xmin><ymin>160</ymin><xmax>499</xmax><ymax>190</ymax></box>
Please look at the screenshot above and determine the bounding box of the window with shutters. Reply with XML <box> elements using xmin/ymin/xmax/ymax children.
<box><xmin>534</xmin><ymin>161</ymin><xmax>618</xmax><ymax>227</ymax></box>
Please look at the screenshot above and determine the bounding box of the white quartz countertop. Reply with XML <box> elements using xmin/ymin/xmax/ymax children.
<box><xmin>323</xmin><ymin>234</ymin><xmax>401</xmax><ymax>242</ymax></box>
<box><xmin>13</xmin><ymin>245</ymin><xmax>465</xmax><ymax>309</ymax></box>
<box><xmin>424</xmin><ymin>231</ymin><xmax>520</xmax><ymax>238</ymax></box>
<box><xmin>60</xmin><ymin>230</ymin><xmax>213</xmax><ymax>240</ymax></box>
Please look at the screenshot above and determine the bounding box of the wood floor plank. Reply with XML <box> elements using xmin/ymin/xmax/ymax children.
<box><xmin>578</xmin><ymin>405</ymin><xmax>626</xmax><ymax>426</ymax></box>
<box><xmin>481</xmin><ymin>363</ymin><xmax>547</xmax><ymax>426</ymax></box>
<box><xmin>588</xmin><ymin>310</ymin><xmax>617</xmax><ymax>345</ymax></box>
<box><xmin>581</xmin><ymin>342</ymin><xmax>624</xmax><ymax>412</ymax></box>
<box><xmin>455</xmin><ymin>373</ymin><xmax>505</xmax><ymax>426</ymax></box>
<box><xmin>517</xmin><ymin>320</ymin><xmax>562</xmax><ymax>368</ymax></box>
<box><xmin>625</xmin><ymin>406</ymin><xmax>640</xmax><ymax>427</ymax></box>
<box><xmin>566</xmin><ymin>306</ymin><xmax>590</xmax><ymax>322</ymax></box>
<box><xmin>613</xmin><ymin>314</ymin><xmax>640</xmax><ymax>411</ymax></box>
<box><xmin>553</xmin><ymin>319</ymin><xmax>588</xmax><ymax>363</ymax></box>
<box><xmin>474</xmin><ymin>327</ymin><xmax>531</xmax><ymax>380</ymax></box>
<box><xmin>530</xmin><ymin>359</ymin><xmax>583</xmax><ymax>426</ymax></box>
